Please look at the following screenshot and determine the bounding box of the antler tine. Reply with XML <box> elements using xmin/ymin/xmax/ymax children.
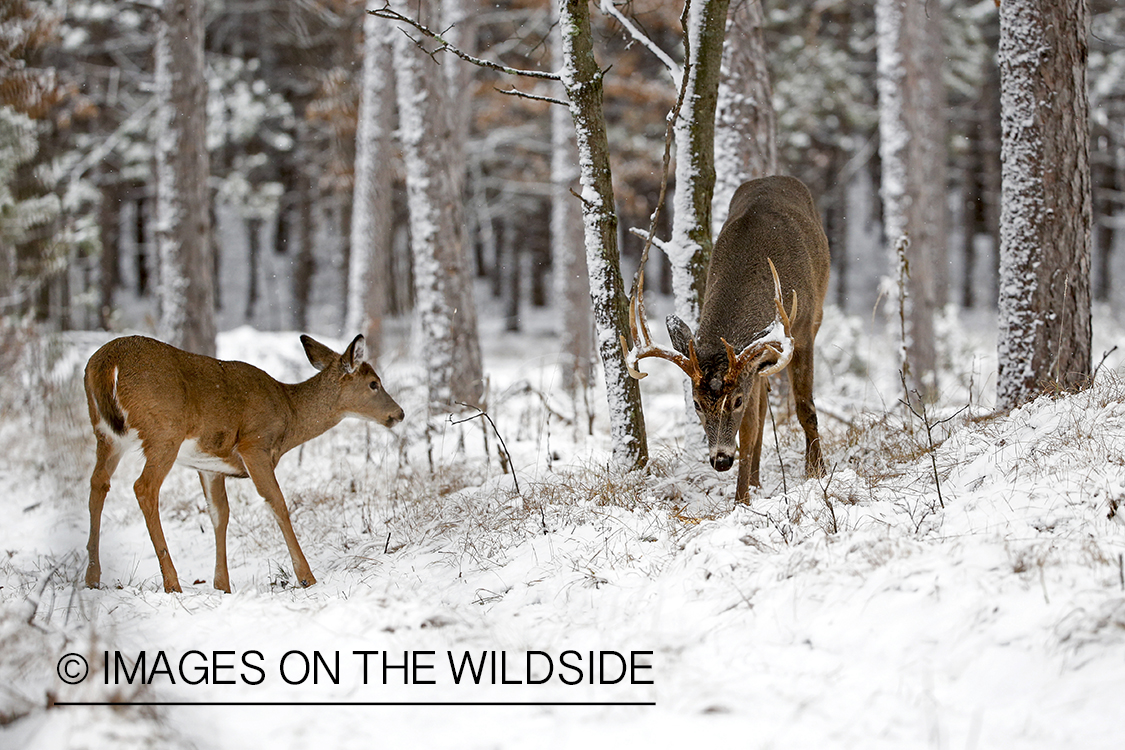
<box><xmin>620</xmin><ymin>262</ymin><xmax>702</xmax><ymax>381</ymax></box>
<box><xmin>721</xmin><ymin>258</ymin><xmax>798</xmax><ymax>385</ymax></box>
<box><xmin>767</xmin><ymin>257</ymin><xmax>799</xmax><ymax>338</ymax></box>
<box><xmin>634</xmin><ymin>266</ymin><xmax>653</xmax><ymax>346</ymax></box>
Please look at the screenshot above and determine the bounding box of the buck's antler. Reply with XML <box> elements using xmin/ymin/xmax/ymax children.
<box><xmin>620</xmin><ymin>265</ymin><xmax>702</xmax><ymax>382</ymax></box>
<box><xmin>719</xmin><ymin>257</ymin><xmax>798</xmax><ymax>386</ymax></box>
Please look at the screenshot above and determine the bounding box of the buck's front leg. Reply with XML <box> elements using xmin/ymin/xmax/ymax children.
<box><xmin>241</xmin><ymin>449</ymin><xmax>316</xmax><ymax>588</ymax></box>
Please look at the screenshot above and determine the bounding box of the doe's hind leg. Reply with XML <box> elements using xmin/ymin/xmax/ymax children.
<box><xmin>86</xmin><ymin>434</ymin><xmax>122</xmax><ymax>588</ymax></box>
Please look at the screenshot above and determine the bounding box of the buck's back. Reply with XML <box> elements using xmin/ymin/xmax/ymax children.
<box><xmin>698</xmin><ymin>176</ymin><xmax>830</xmax><ymax>355</ymax></box>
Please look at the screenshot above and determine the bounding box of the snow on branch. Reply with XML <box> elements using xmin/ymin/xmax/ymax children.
<box><xmin>368</xmin><ymin>4</ymin><xmax>560</xmax><ymax>82</ymax></box>
<box><xmin>495</xmin><ymin>86</ymin><xmax>568</xmax><ymax>107</ymax></box>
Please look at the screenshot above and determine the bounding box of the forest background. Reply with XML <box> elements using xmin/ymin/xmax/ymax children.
<box><xmin>1</xmin><ymin>0</ymin><xmax>1122</xmax><ymax>398</ymax></box>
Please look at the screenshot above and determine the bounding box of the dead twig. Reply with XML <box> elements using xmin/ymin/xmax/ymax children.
<box><xmin>370</xmin><ymin>4</ymin><xmax>559</xmax><ymax>81</ymax></box>
<box><xmin>451</xmin><ymin>403</ymin><xmax>521</xmax><ymax>497</ymax></box>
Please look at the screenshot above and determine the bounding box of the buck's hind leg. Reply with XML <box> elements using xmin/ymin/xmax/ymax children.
<box><xmin>134</xmin><ymin>442</ymin><xmax>182</xmax><ymax>593</ymax></box>
<box><xmin>788</xmin><ymin>344</ymin><xmax>825</xmax><ymax>478</ymax></box>
<box><xmin>200</xmin><ymin>471</ymin><xmax>231</xmax><ymax>593</ymax></box>
<box><xmin>86</xmin><ymin>434</ymin><xmax>122</xmax><ymax>588</ymax></box>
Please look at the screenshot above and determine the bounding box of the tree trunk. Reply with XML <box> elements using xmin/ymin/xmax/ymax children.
<box><xmin>996</xmin><ymin>0</ymin><xmax>1091</xmax><ymax>408</ymax></box>
<box><xmin>501</xmin><ymin>217</ymin><xmax>520</xmax><ymax>332</ymax></box>
<box><xmin>558</xmin><ymin>0</ymin><xmax>647</xmax><ymax>470</ymax></box>
<box><xmin>292</xmin><ymin>164</ymin><xmax>316</xmax><ymax>332</ymax></box>
<box><xmin>347</xmin><ymin>10</ymin><xmax>395</xmax><ymax>356</ymax></box>
<box><xmin>154</xmin><ymin>0</ymin><xmax>215</xmax><ymax>356</ymax></box>
<box><xmin>97</xmin><ymin>175</ymin><xmax>120</xmax><ymax>329</ymax></box>
<box><xmin>244</xmin><ymin>217</ymin><xmax>261</xmax><ymax>322</ymax></box>
<box><xmin>669</xmin><ymin>0</ymin><xmax>730</xmax><ymax>332</ymax></box>
<box><xmin>713</xmin><ymin>0</ymin><xmax>776</xmax><ymax>232</ymax></box>
<box><xmin>394</xmin><ymin>0</ymin><xmax>484</xmax><ymax>410</ymax></box>
<box><xmin>875</xmin><ymin>0</ymin><xmax>943</xmax><ymax>402</ymax></box>
<box><xmin>551</xmin><ymin>0</ymin><xmax>594</xmax><ymax>394</ymax></box>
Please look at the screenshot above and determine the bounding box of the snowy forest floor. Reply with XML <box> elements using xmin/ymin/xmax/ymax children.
<box><xmin>2</xmin><ymin>303</ymin><xmax>1125</xmax><ymax>749</ymax></box>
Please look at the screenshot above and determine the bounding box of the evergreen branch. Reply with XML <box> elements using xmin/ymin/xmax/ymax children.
<box><xmin>369</xmin><ymin>5</ymin><xmax>559</xmax><ymax>81</ymax></box>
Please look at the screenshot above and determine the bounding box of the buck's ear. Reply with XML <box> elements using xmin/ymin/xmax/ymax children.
<box><xmin>666</xmin><ymin>315</ymin><xmax>694</xmax><ymax>357</ymax></box>
<box><xmin>341</xmin><ymin>335</ymin><xmax>366</xmax><ymax>374</ymax></box>
<box><xmin>301</xmin><ymin>335</ymin><xmax>340</xmax><ymax>372</ymax></box>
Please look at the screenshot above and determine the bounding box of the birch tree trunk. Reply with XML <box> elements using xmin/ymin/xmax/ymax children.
<box><xmin>551</xmin><ymin>0</ymin><xmax>594</xmax><ymax>395</ymax></box>
<box><xmin>874</xmin><ymin>0</ymin><xmax>943</xmax><ymax>402</ymax></box>
<box><xmin>996</xmin><ymin>0</ymin><xmax>1091</xmax><ymax>409</ymax></box>
<box><xmin>669</xmin><ymin>0</ymin><xmax>730</xmax><ymax>332</ymax></box>
<box><xmin>713</xmin><ymin>0</ymin><xmax>777</xmax><ymax>233</ymax></box>
<box><xmin>394</xmin><ymin>0</ymin><xmax>484</xmax><ymax>410</ymax></box>
<box><xmin>154</xmin><ymin>0</ymin><xmax>215</xmax><ymax>356</ymax></box>
<box><xmin>558</xmin><ymin>0</ymin><xmax>647</xmax><ymax>470</ymax></box>
<box><xmin>347</xmin><ymin>10</ymin><xmax>395</xmax><ymax>356</ymax></box>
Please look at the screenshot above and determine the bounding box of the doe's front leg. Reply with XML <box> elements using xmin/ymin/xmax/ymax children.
<box><xmin>241</xmin><ymin>449</ymin><xmax>316</xmax><ymax>588</ymax></box>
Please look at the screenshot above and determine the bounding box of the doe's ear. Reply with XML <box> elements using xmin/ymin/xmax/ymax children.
<box><xmin>341</xmin><ymin>335</ymin><xmax>366</xmax><ymax>374</ymax></box>
<box><xmin>666</xmin><ymin>315</ymin><xmax>694</xmax><ymax>357</ymax></box>
<box><xmin>301</xmin><ymin>335</ymin><xmax>339</xmax><ymax>372</ymax></box>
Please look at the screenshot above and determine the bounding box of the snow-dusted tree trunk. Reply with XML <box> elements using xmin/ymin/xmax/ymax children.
<box><xmin>875</xmin><ymin>0</ymin><xmax>944</xmax><ymax>401</ymax></box>
<box><xmin>669</xmin><ymin>0</ymin><xmax>730</xmax><ymax>332</ymax></box>
<box><xmin>551</xmin><ymin>1</ymin><xmax>593</xmax><ymax>395</ymax></box>
<box><xmin>442</xmin><ymin>0</ymin><xmax>476</xmax><ymax>199</ymax></box>
<box><xmin>996</xmin><ymin>0</ymin><xmax>1091</xmax><ymax>409</ymax></box>
<box><xmin>347</xmin><ymin>10</ymin><xmax>395</xmax><ymax>356</ymax></box>
<box><xmin>558</xmin><ymin>0</ymin><xmax>647</xmax><ymax>470</ymax></box>
<box><xmin>713</xmin><ymin>0</ymin><xmax>776</xmax><ymax>233</ymax></box>
<box><xmin>393</xmin><ymin>0</ymin><xmax>484</xmax><ymax>410</ymax></box>
<box><xmin>154</xmin><ymin>0</ymin><xmax>215</xmax><ymax>356</ymax></box>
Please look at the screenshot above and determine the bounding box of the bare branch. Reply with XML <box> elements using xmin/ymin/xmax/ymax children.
<box><xmin>369</xmin><ymin>5</ymin><xmax>559</xmax><ymax>81</ymax></box>
<box><xmin>627</xmin><ymin>227</ymin><xmax>672</xmax><ymax>254</ymax></box>
<box><xmin>599</xmin><ymin>0</ymin><xmax>682</xmax><ymax>84</ymax></box>
<box><xmin>628</xmin><ymin>0</ymin><xmax>694</xmax><ymax>306</ymax></box>
<box><xmin>496</xmin><ymin>86</ymin><xmax>568</xmax><ymax>107</ymax></box>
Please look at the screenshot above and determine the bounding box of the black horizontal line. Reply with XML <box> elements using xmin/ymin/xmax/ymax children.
<box><xmin>52</xmin><ymin>701</ymin><xmax>656</xmax><ymax>707</ymax></box>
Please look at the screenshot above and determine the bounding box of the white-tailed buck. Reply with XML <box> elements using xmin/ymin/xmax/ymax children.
<box><xmin>83</xmin><ymin>334</ymin><xmax>404</xmax><ymax>593</ymax></box>
<box><xmin>624</xmin><ymin>175</ymin><xmax>829</xmax><ymax>502</ymax></box>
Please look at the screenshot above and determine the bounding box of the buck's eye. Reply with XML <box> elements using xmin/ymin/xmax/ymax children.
<box><xmin>733</xmin><ymin>395</ymin><xmax>744</xmax><ymax>410</ymax></box>
<box><xmin>693</xmin><ymin>400</ymin><xmax>702</xmax><ymax>412</ymax></box>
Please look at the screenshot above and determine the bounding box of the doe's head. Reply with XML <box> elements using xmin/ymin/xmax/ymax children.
<box><xmin>301</xmin><ymin>334</ymin><xmax>405</xmax><ymax>428</ymax></box>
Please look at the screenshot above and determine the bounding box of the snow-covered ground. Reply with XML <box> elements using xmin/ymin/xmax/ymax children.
<box><xmin>2</xmin><ymin>305</ymin><xmax>1125</xmax><ymax>749</ymax></box>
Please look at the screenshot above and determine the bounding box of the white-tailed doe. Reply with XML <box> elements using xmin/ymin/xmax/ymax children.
<box><xmin>83</xmin><ymin>334</ymin><xmax>404</xmax><ymax>593</ymax></box>
<box><xmin>624</xmin><ymin>176</ymin><xmax>829</xmax><ymax>502</ymax></box>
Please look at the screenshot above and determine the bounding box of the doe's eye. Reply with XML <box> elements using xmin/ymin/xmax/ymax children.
<box><xmin>369</xmin><ymin>381</ymin><xmax>380</xmax><ymax>391</ymax></box>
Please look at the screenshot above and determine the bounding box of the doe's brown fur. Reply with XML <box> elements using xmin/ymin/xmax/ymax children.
<box><xmin>83</xmin><ymin>334</ymin><xmax>403</xmax><ymax>593</ymax></box>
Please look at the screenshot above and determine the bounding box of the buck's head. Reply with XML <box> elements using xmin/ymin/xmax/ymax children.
<box><xmin>666</xmin><ymin>315</ymin><xmax>791</xmax><ymax>472</ymax></box>
<box><xmin>622</xmin><ymin>258</ymin><xmax>796</xmax><ymax>475</ymax></box>
<box><xmin>301</xmin><ymin>334</ymin><xmax>405</xmax><ymax>428</ymax></box>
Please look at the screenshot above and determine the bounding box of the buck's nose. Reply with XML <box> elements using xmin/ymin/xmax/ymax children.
<box><xmin>711</xmin><ymin>452</ymin><xmax>735</xmax><ymax>472</ymax></box>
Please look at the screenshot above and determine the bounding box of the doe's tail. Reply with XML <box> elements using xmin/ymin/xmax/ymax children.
<box><xmin>85</xmin><ymin>359</ymin><xmax>127</xmax><ymax>436</ymax></box>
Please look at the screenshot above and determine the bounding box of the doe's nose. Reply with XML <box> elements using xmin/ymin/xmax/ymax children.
<box><xmin>711</xmin><ymin>452</ymin><xmax>735</xmax><ymax>472</ymax></box>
